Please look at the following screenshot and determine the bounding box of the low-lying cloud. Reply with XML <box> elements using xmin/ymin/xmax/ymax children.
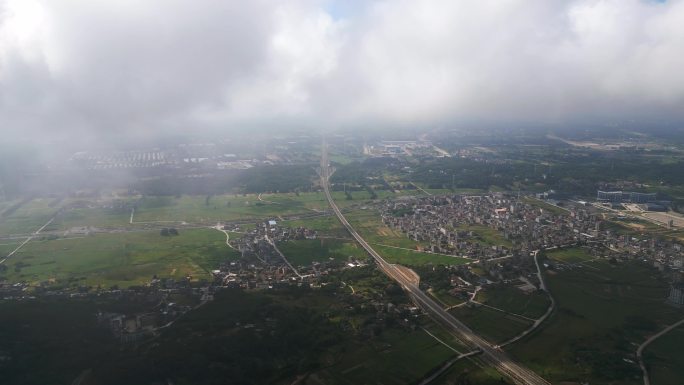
<box><xmin>1</xmin><ymin>0</ymin><xmax>683</xmax><ymax>141</ymax></box>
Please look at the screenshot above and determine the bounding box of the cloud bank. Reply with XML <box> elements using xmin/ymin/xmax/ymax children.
<box><xmin>1</xmin><ymin>0</ymin><xmax>683</xmax><ymax>140</ymax></box>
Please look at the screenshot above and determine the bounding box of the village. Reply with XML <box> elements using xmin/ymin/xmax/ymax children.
<box><xmin>3</xmin><ymin>192</ymin><xmax>684</xmax><ymax>346</ymax></box>
<box><xmin>378</xmin><ymin>193</ymin><xmax>684</xmax><ymax>305</ymax></box>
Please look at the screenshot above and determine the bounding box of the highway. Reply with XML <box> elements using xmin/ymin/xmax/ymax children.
<box><xmin>0</xmin><ymin>215</ymin><xmax>56</xmax><ymax>265</ymax></box>
<box><xmin>320</xmin><ymin>142</ymin><xmax>551</xmax><ymax>385</ymax></box>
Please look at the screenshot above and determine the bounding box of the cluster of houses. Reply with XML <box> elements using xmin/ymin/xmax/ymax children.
<box><xmin>5</xmin><ymin>192</ymin><xmax>684</xmax><ymax>350</ymax></box>
<box><xmin>380</xmin><ymin>194</ymin><xmax>594</xmax><ymax>259</ymax></box>
<box><xmin>380</xmin><ymin>193</ymin><xmax>684</xmax><ymax>304</ymax></box>
<box><xmin>97</xmin><ymin>311</ymin><xmax>160</xmax><ymax>343</ymax></box>
<box><xmin>70</xmin><ymin>150</ymin><xmax>172</xmax><ymax>170</ymax></box>
<box><xmin>211</xmin><ymin>221</ymin><xmax>364</xmax><ymax>290</ymax></box>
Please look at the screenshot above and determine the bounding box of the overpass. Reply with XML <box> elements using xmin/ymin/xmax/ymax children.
<box><xmin>320</xmin><ymin>142</ymin><xmax>551</xmax><ymax>385</ymax></box>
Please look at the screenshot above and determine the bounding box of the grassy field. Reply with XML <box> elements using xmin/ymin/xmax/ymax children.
<box><xmin>433</xmin><ymin>359</ymin><xmax>512</xmax><ymax>385</ymax></box>
<box><xmin>312</xmin><ymin>328</ymin><xmax>457</xmax><ymax>385</ymax></box>
<box><xmin>49</xmin><ymin>207</ymin><xmax>132</xmax><ymax>230</ymax></box>
<box><xmin>643</xmin><ymin>324</ymin><xmax>684</xmax><ymax>385</ymax></box>
<box><xmin>603</xmin><ymin>219</ymin><xmax>641</xmax><ymax>235</ymax></box>
<box><xmin>264</xmin><ymin>191</ymin><xmax>374</xmax><ymax>210</ymax></box>
<box><xmin>429</xmin><ymin>289</ymin><xmax>467</xmax><ymax>307</ymax></box>
<box><xmin>419</xmin><ymin>318</ymin><xmax>471</xmax><ymax>353</ymax></box>
<box><xmin>0</xmin><ymin>198</ymin><xmax>59</xmax><ymax>235</ymax></box>
<box><xmin>130</xmin><ymin>191</ymin><xmax>415</xmax><ymax>223</ymax></box>
<box><xmin>277</xmin><ymin>238</ymin><xmax>368</xmax><ymax>266</ymax></box>
<box><xmin>476</xmin><ymin>286</ymin><xmax>551</xmax><ymax>319</ymax></box>
<box><xmin>132</xmin><ymin>194</ymin><xmax>318</xmax><ymax>222</ymax></box>
<box><xmin>449</xmin><ymin>305</ymin><xmax>533</xmax><ymax>344</ymax></box>
<box><xmin>0</xmin><ymin>228</ymin><xmax>238</xmax><ymax>288</ymax></box>
<box><xmin>510</xmin><ymin>259</ymin><xmax>684</xmax><ymax>384</ymax></box>
<box><xmin>453</xmin><ymin>224</ymin><xmax>513</xmax><ymax>247</ymax></box>
<box><xmin>328</xmin><ymin>153</ymin><xmax>359</xmax><ymax>165</ymax></box>
<box><xmin>345</xmin><ymin>209</ymin><xmax>427</xmax><ymax>249</ymax></box>
<box><xmin>345</xmin><ymin>208</ymin><xmax>470</xmax><ymax>265</ymax></box>
<box><xmin>594</xmin><ymin>217</ymin><xmax>684</xmax><ymax>242</ymax></box>
<box><xmin>284</xmin><ymin>204</ymin><xmax>471</xmax><ymax>266</ymax></box>
<box><xmin>0</xmin><ymin>189</ymin><xmax>457</xmax><ymax>235</ymax></box>
<box><xmin>521</xmin><ymin>197</ymin><xmax>569</xmax><ymax>216</ymax></box>
<box><xmin>546</xmin><ymin>247</ymin><xmax>594</xmax><ymax>263</ymax></box>
<box><xmin>607</xmin><ymin>216</ymin><xmax>665</xmax><ymax>233</ymax></box>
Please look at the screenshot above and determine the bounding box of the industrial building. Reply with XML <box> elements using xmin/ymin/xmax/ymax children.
<box><xmin>596</xmin><ymin>190</ymin><xmax>657</xmax><ymax>203</ymax></box>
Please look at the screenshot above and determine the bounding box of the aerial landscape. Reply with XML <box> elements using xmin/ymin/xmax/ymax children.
<box><xmin>2</xmin><ymin>1</ymin><xmax>684</xmax><ymax>385</ymax></box>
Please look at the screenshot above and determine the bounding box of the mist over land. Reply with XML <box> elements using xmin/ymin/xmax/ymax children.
<box><xmin>3</xmin><ymin>2</ymin><xmax>684</xmax><ymax>385</ymax></box>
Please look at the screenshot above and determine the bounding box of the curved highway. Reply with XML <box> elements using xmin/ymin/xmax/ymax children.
<box><xmin>320</xmin><ymin>142</ymin><xmax>551</xmax><ymax>385</ymax></box>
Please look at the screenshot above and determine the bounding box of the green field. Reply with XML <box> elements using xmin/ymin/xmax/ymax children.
<box><xmin>476</xmin><ymin>286</ymin><xmax>551</xmax><ymax>319</ymax></box>
<box><xmin>277</xmin><ymin>238</ymin><xmax>368</xmax><ymax>266</ymax></box>
<box><xmin>0</xmin><ymin>242</ymin><xmax>21</xmax><ymax>260</ymax></box>
<box><xmin>132</xmin><ymin>194</ymin><xmax>319</xmax><ymax>222</ymax></box>
<box><xmin>433</xmin><ymin>359</ymin><xmax>511</xmax><ymax>385</ymax></box>
<box><xmin>129</xmin><ymin>191</ymin><xmax>408</xmax><ymax>223</ymax></box>
<box><xmin>312</xmin><ymin>328</ymin><xmax>457</xmax><ymax>385</ymax></box>
<box><xmin>264</xmin><ymin>191</ymin><xmax>371</xmax><ymax>210</ymax></box>
<box><xmin>345</xmin><ymin>209</ymin><xmax>427</xmax><ymax>249</ymax></box>
<box><xmin>329</xmin><ymin>153</ymin><xmax>358</xmax><ymax>165</ymax></box>
<box><xmin>449</xmin><ymin>305</ymin><xmax>533</xmax><ymax>344</ymax></box>
<box><xmin>429</xmin><ymin>289</ymin><xmax>467</xmax><ymax>307</ymax></box>
<box><xmin>345</xmin><ymin>209</ymin><xmax>470</xmax><ymax>265</ymax></box>
<box><xmin>337</xmin><ymin>208</ymin><xmax>471</xmax><ymax>266</ymax></box>
<box><xmin>49</xmin><ymin>207</ymin><xmax>132</xmax><ymax>230</ymax></box>
<box><xmin>643</xmin><ymin>325</ymin><xmax>684</xmax><ymax>385</ymax></box>
<box><xmin>546</xmin><ymin>247</ymin><xmax>594</xmax><ymax>263</ymax></box>
<box><xmin>510</xmin><ymin>260</ymin><xmax>684</xmax><ymax>384</ymax></box>
<box><xmin>453</xmin><ymin>224</ymin><xmax>513</xmax><ymax>247</ymax></box>
<box><xmin>0</xmin><ymin>190</ymin><xmax>458</xmax><ymax>236</ymax></box>
<box><xmin>419</xmin><ymin>318</ymin><xmax>471</xmax><ymax>353</ymax></box>
<box><xmin>610</xmin><ymin>216</ymin><xmax>666</xmax><ymax>233</ymax></box>
<box><xmin>603</xmin><ymin>219</ymin><xmax>640</xmax><ymax>235</ymax></box>
<box><xmin>0</xmin><ymin>228</ymin><xmax>238</xmax><ymax>288</ymax></box>
<box><xmin>284</xmin><ymin>206</ymin><xmax>471</xmax><ymax>266</ymax></box>
<box><xmin>0</xmin><ymin>198</ymin><xmax>59</xmax><ymax>235</ymax></box>
<box><xmin>522</xmin><ymin>197</ymin><xmax>569</xmax><ymax>216</ymax></box>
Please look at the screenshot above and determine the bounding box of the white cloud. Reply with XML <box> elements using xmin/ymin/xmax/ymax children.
<box><xmin>0</xmin><ymin>0</ymin><xmax>683</xmax><ymax>141</ymax></box>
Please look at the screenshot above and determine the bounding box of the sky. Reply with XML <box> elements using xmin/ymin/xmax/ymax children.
<box><xmin>1</xmin><ymin>0</ymin><xmax>683</xmax><ymax>143</ymax></box>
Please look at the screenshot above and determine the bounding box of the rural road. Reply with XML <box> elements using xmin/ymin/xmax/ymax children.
<box><xmin>265</xmin><ymin>234</ymin><xmax>302</xmax><ymax>278</ymax></box>
<box><xmin>498</xmin><ymin>250</ymin><xmax>556</xmax><ymax>348</ymax></box>
<box><xmin>637</xmin><ymin>317</ymin><xmax>684</xmax><ymax>385</ymax></box>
